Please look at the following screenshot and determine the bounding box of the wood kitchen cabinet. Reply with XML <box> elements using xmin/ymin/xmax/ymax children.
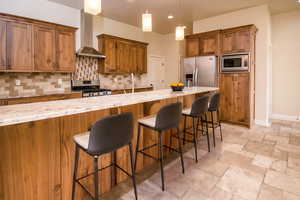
<box><xmin>221</xmin><ymin>25</ymin><xmax>256</xmax><ymax>54</ymax></box>
<box><xmin>0</xmin><ymin>13</ymin><xmax>77</xmax><ymax>73</ymax></box>
<box><xmin>98</xmin><ymin>34</ymin><xmax>148</xmax><ymax>74</ymax></box>
<box><xmin>7</xmin><ymin>21</ymin><xmax>33</xmax><ymax>72</ymax></box>
<box><xmin>56</xmin><ymin>27</ymin><xmax>76</xmax><ymax>72</ymax></box>
<box><xmin>220</xmin><ymin>73</ymin><xmax>251</xmax><ymax>126</ymax></box>
<box><xmin>199</xmin><ymin>31</ymin><xmax>220</xmax><ymax>56</ymax></box>
<box><xmin>185</xmin><ymin>35</ymin><xmax>200</xmax><ymax>57</ymax></box>
<box><xmin>34</xmin><ymin>24</ymin><xmax>56</xmax><ymax>72</ymax></box>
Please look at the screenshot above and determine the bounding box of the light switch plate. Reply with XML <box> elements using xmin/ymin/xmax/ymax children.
<box><xmin>15</xmin><ymin>80</ymin><xmax>21</xmax><ymax>86</ymax></box>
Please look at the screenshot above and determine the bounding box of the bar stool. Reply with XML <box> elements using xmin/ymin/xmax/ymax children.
<box><xmin>180</xmin><ymin>95</ymin><xmax>210</xmax><ymax>163</ymax></box>
<box><xmin>134</xmin><ymin>102</ymin><xmax>184</xmax><ymax>191</ymax></box>
<box><xmin>207</xmin><ymin>92</ymin><xmax>223</xmax><ymax>147</ymax></box>
<box><xmin>71</xmin><ymin>112</ymin><xmax>138</xmax><ymax>200</ymax></box>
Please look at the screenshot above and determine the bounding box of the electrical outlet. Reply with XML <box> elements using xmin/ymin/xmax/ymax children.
<box><xmin>58</xmin><ymin>79</ymin><xmax>63</xmax><ymax>85</ymax></box>
<box><xmin>15</xmin><ymin>80</ymin><xmax>21</xmax><ymax>86</ymax></box>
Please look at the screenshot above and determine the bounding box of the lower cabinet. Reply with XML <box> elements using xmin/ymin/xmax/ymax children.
<box><xmin>220</xmin><ymin>73</ymin><xmax>251</xmax><ymax>126</ymax></box>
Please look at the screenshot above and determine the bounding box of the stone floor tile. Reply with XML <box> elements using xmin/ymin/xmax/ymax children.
<box><xmin>223</xmin><ymin>136</ymin><xmax>248</xmax><ymax>146</ymax></box>
<box><xmin>286</xmin><ymin>168</ymin><xmax>300</xmax><ymax>178</ymax></box>
<box><xmin>271</xmin><ymin>160</ymin><xmax>287</xmax><ymax>172</ymax></box>
<box><xmin>257</xmin><ymin>184</ymin><xmax>283</xmax><ymax>200</ymax></box>
<box><xmin>277</xmin><ymin>143</ymin><xmax>300</xmax><ymax>154</ymax></box>
<box><xmin>290</xmin><ymin>136</ymin><xmax>300</xmax><ymax>146</ymax></box>
<box><xmin>264</xmin><ymin>170</ymin><xmax>300</xmax><ymax>196</ymax></box>
<box><xmin>231</xmin><ymin>195</ymin><xmax>248</xmax><ymax>200</ymax></box>
<box><xmin>241</xmin><ymin>132</ymin><xmax>265</xmax><ymax>142</ymax></box>
<box><xmin>252</xmin><ymin>155</ymin><xmax>274</xmax><ymax>168</ymax></box>
<box><xmin>265</xmin><ymin>134</ymin><xmax>289</xmax><ymax>144</ymax></box>
<box><xmin>243</xmin><ymin>141</ymin><xmax>275</xmax><ymax>157</ymax></box>
<box><xmin>221</xmin><ymin>143</ymin><xmax>244</xmax><ymax>153</ymax></box>
<box><xmin>181</xmin><ymin>189</ymin><xmax>210</xmax><ymax>200</ymax></box>
<box><xmin>283</xmin><ymin>192</ymin><xmax>300</xmax><ymax>200</ymax></box>
<box><xmin>209</xmin><ymin>187</ymin><xmax>232</xmax><ymax>200</ymax></box>
<box><xmin>288</xmin><ymin>157</ymin><xmax>300</xmax><ymax>172</ymax></box>
<box><xmin>217</xmin><ymin>166</ymin><xmax>264</xmax><ymax>200</ymax></box>
<box><xmin>197</xmin><ymin>159</ymin><xmax>230</xmax><ymax>177</ymax></box>
<box><xmin>272</xmin><ymin>149</ymin><xmax>289</xmax><ymax>161</ymax></box>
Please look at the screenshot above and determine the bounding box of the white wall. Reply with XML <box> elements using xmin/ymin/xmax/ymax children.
<box><xmin>271</xmin><ymin>10</ymin><xmax>300</xmax><ymax>121</ymax></box>
<box><xmin>0</xmin><ymin>0</ymin><xmax>81</xmax><ymax>49</ymax></box>
<box><xmin>193</xmin><ymin>5</ymin><xmax>272</xmax><ymax>126</ymax></box>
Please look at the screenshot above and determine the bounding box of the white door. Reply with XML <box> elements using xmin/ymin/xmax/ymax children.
<box><xmin>148</xmin><ymin>56</ymin><xmax>166</xmax><ymax>90</ymax></box>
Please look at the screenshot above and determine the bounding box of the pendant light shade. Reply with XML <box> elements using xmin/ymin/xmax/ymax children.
<box><xmin>142</xmin><ymin>11</ymin><xmax>152</xmax><ymax>32</ymax></box>
<box><xmin>84</xmin><ymin>0</ymin><xmax>102</xmax><ymax>15</ymax></box>
<box><xmin>175</xmin><ymin>26</ymin><xmax>185</xmax><ymax>41</ymax></box>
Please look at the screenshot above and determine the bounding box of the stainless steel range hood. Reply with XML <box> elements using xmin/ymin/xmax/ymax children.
<box><xmin>77</xmin><ymin>10</ymin><xmax>105</xmax><ymax>58</ymax></box>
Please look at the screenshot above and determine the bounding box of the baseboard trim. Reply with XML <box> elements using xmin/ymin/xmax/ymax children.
<box><xmin>271</xmin><ymin>113</ymin><xmax>300</xmax><ymax>122</ymax></box>
<box><xmin>255</xmin><ymin>119</ymin><xmax>272</xmax><ymax>127</ymax></box>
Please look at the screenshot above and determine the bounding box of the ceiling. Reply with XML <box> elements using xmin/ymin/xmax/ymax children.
<box><xmin>50</xmin><ymin>0</ymin><xmax>300</xmax><ymax>34</ymax></box>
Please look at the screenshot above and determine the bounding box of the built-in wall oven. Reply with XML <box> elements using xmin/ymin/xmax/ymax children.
<box><xmin>221</xmin><ymin>53</ymin><xmax>250</xmax><ymax>72</ymax></box>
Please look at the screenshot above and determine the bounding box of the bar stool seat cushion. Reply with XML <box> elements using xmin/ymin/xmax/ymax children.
<box><xmin>74</xmin><ymin>132</ymin><xmax>90</xmax><ymax>150</ymax></box>
<box><xmin>182</xmin><ymin>108</ymin><xmax>192</xmax><ymax>116</ymax></box>
<box><xmin>138</xmin><ymin>115</ymin><xmax>157</xmax><ymax>128</ymax></box>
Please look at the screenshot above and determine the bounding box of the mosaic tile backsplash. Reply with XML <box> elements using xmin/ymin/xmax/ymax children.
<box><xmin>0</xmin><ymin>73</ymin><xmax>71</xmax><ymax>98</ymax></box>
<box><xmin>74</xmin><ymin>56</ymin><xmax>150</xmax><ymax>90</ymax></box>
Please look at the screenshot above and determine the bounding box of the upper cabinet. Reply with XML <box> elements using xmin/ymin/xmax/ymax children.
<box><xmin>56</xmin><ymin>27</ymin><xmax>76</xmax><ymax>72</ymax></box>
<box><xmin>34</xmin><ymin>24</ymin><xmax>56</xmax><ymax>72</ymax></box>
<box><xmin>185</xmin><ymin>30</ymin><xmax>220</xmax><ymax>57</ymax></box>
<box><xmin>0</xmin><ymin>13</ymin><xmax>77</xmax><ymax>73</ymax></box>
<box><xmin>98</xmin><ymin>34</ymin><xmax>148</xmax><ymax>74</ymax></box>
<box><xmin>7</xmin><ymin>21</ymin><xmax>33</xmax><ymax>72</ymax></box>
<box><xmin>221</xmin><ymin>25</ymin><xmax>256</xmax><ymax>54</ymax></box>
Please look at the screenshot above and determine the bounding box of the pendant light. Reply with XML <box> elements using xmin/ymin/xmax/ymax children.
<box><xmin>142</xmin><ymin>10</ymin><xmax>152</xmax><ymax>32</ymax></box>
<box><xmin>84</xmin><ymin>0</ymin><xmax>102</xmax><ymax>15</ymax></box>
<box><xmin>175</xmin><ymin>26</ymin><xmax>185</xmax><ymax>41</ymax></box>
<box><xmin>175</xmin><ymin>0</ymin><xmax>185</xmax><ymax>40</ymax></box>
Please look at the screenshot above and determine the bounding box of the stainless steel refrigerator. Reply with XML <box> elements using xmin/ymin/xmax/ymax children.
<box><xmin>182</xmin><ymin>56</ymin><xmax>218</xmax><ymax>87</ymax></box>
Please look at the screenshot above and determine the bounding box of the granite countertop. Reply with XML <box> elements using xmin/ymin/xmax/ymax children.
<box><xmin>0</xmin><ymin>87</ymin><xmax>218</xmax><ymax>126</ymax></box>
<box><xmin>105</xmin><ymin>85</ymin><xmax>153</xmax><ymax>91</ymax></box>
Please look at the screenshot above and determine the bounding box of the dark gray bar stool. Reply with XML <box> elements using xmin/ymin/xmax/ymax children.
<box><xmin>134</xmin><ymin>102</ymin><xmax>184</xmax><ymax>191</ymax></box>
<box><xmin>207</xmin><ymin>92</ymin><xmax>223</xmax><ymax>146</ymax></box>
<box><xmin>180</xmin><ymin>95</ymin><xmax>210</xmax><ymax>162</ymax></box>
<box><xmin>71</xmin><ymin>112</ymin><xmax>138</xmax><ymax>200</ymax></box>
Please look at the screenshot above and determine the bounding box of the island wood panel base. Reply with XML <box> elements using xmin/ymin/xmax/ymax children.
<box><xmin>0</xmin><ymin>92</ymin><xmax>213</xmax><ymax>200</ymax></box>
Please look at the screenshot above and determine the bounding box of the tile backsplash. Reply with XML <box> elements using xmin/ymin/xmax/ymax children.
<box><xmin>0</xmin><ymin>73</ymin><xmax>71</xmax><ymax>98</ymax></box>
<box><xmin>0</xmin><ymin>56</ymin><xmax>150</xmax><ymax>99</ymax></box>
<box><xmin>74</xmin><ymin>56</ymin><xmax>150</xmax><ymax>90</ymax></box>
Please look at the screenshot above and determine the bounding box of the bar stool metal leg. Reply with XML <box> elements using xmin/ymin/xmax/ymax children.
<box><xmin>183</xmin><ymin>115</ymin><xmax>187</xmax><ymax>145</ymax></box>
<box><xmin>211</xmin><ymin>111</ymin><xmax>216</xmax><ymax>147</ymax></box>
<box><xmin>217</xmin><ymin>109</ymin><xmax>223</xmax><ymax>141</ymax></box>
<box><xmin>72</xmin><ymin>145</ymin><xmax>80</xmax><ymax>200</ymax></box>
<box><xmin>158</xmin><ymin>131</ymin><xmax>165</xmax><ymax>191</ymax></box>
<box><xmin>205</xmin><ymin>113</ymin><xmax>211</xmax><ymax>152</ymax></box>
<box><xmin>129</xmin><ymin>143</ymin><xmax>138</xmax><ymax>200</ymax></box>
<box><xmin>177</xmin><ymin>127</ymin><xmax>185</xmax><ymax>174</ymax></box>
<box><xmin>192</xmin><ymin>117</ymin><xmax>198</xmax><ymax>163</ymax></box>
<box><xmin>94</xmin><ymin>156</ymin><xmax>99</xmax><ymax>200</ymax></box>
<box><xmin>134</xmin><ymin>124</ymin><xmax>141</xmax><ymax>172</ymax></box>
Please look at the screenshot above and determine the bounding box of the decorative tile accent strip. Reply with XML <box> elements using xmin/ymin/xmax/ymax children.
<box><xmin>0</xmin><ymin>73</ymin><xmax>71</xmax><ymax>98</ymax></box>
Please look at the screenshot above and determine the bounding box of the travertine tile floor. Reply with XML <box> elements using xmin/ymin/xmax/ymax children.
<box><xmin>102</xmin><ymin>120</ymin><xmax>300</xmax><ymax>200</ymax></box>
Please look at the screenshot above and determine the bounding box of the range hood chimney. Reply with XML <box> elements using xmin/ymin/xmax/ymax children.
<box><xmin>77</xmin><ymin>10</ymin><xmax>105</xmax><ymax>58</ymax></box>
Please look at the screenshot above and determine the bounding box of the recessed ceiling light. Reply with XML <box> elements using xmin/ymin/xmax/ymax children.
<box><xmin>297</xmin><ymin>0</ymin><xmax>300</xmax><ymax>3</ymax></box>
<box><xmin>168</xmin><ymin>15</ymin><xmax>174</xmax><ymax>19</ymax></box>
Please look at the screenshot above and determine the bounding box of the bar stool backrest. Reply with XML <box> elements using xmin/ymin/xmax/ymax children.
<box><xmin>155</xmin><ymin>102</ymin><xmax>182</xmax><ymax>131</ymax></box>
<box><xmin>88</xmin><ymin>112</ymin><xmax>134</xmax><ymax>155</ymax></box>
<box><xmin>190</xmin><ymin>95</ymin><xmax>210</xmax><ymax>117</ymax></box>
<box><xmin>209</xmin><ymin>93</ymin><xmax>221</xmax><ymax>111</ymax></box>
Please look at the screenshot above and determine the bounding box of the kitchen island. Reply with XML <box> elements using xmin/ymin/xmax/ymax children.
<box><xmin>0</xmin><ymin>87</ymin><xmax>218</xmax><ymax>200</ymax></box>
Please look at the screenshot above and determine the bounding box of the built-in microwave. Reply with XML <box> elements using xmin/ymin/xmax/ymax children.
<box><xmin>221</xmin><ymin>53</ymin><xmax>250</xmax><ymax>72</ymax></box>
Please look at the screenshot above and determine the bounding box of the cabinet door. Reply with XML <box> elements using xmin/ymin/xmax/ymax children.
<box><xmin>129</xmin><ymin>45</ymin><xmax>137</xmax><ymax>73</ymax></box>
<box><xmin>104</xmin><ymin>38</ymin><xmax>117</xmax><ymax>73</ymax></box>
<box><xmin>116</xmin><ymin>41</ymin><xmax>130</xmax><ymax>73</ymax></box>
<box><xmin>221</xmin><ymin>32</ymin><xmax>235</xmax><ymax>54</ymax></box>
<box><xmin>186</xmin><ymin>38</ymin><xmax>200</xmax><ymax>57</ymax></box>
<box><xmin>7</xmin><ymin>21</ymin><xmax>33</xmax><ymax>71</ymax></box>
<box><xmin>200</xmin><ymin>34</ymin><xmax>218</xmax><ymax>55</ymax></box>
<box><xmin>235</xmin><ymin>30</ymin><xmax>251</xmax><ymax>52</ymax></box>
<box><xmin>231</xmin><ymin>73</ymin><xmax>250</xmax><ymax>124</ymax></box>
<box><xmin>0</xmin><ymin>20</ymin><xmax>6</xmax><ymax>71</ymax></box>
<box><xmin>56</xmin><ymin>28</ymin><xmax>75</xmax><ymax>72</ymax></box>
<box><xmin>219</xmin><ymin>73</ymin><xmax>234</xmax><ymax>122</ymax></box>
<box><xmin>34</xmin><ymin>25</ymin><xmax>56</xmax><ymax>72</ymax></box>
<box><xmin>136</xmin><ymin>45</ymin><xmax>147</xmax><ymax>73</ymax></box>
